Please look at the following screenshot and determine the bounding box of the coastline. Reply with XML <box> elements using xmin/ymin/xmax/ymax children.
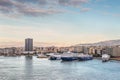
<box><xmin>1</xmin><ymin>55</ymin><xmax>120</xmax><ymax>61</ymax></box>
<box><xmin>110</xmin><ymin>58</ymin><xmax>120</xmax><ymax>61</ymax></box>
<box><xmin>94</xmin><ymin>57</ymin><xmax>120</xmax><ymax>61</ymax></box>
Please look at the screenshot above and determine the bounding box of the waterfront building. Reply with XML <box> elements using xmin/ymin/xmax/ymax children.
<box><xmin>16</xmin><ymin>47</ymin><xmax>24</xmax><ymax>55</ymax></box>
<box><xmin>34</xmin><ymin>46</ymin><xmax>59</xmax><ymax>54</ymax></box>
<box><xmin>25</xmin><ymin>38</ymin><xmax>33</xmax><ymax>51</ymax></box>
<box><xmin>83</xmin><ymin>47</ymin><xmax>89</xmax><ymax>54</ymax></box>
<box><xmin>0</xmin><ymin>48</ymin><xmax>4</xmax><ymax>55</ymax></box>
<box><xmin>3</xmin><ymin>48</ymin><xmax>17</xmax><ymax>56</ymax></box>
<box><xmin>69</xmin><ymin>46</ymin><xmax>83</xmax><ymax>53</ymax></box>
<box><xmin>112</xmin><ymin>46</ymin><xmax>120</xmax><ymax>57</ymax></box>
<box><xmin>57</xmin><ymin>47</ymin><xmax>69</xmax><ymax>53</ymax></box>
<box><xmin>89</xmin><ymin>47</ymin><xmax>96</xmax><ymax>55</ymax></box>
<box><xmin>68</xmin><ymin>47</ymin><xmax>74</xmax><ymax>52</ymax></box>
<box><xmin>101</xmin><ymin>47</ymin><xmax>113</xmax><ymax>56</ymax></box>
<box><xmin>96</xmin><ymin>49</ymin><xmax>102</xmax><ymax>55</ymax></box>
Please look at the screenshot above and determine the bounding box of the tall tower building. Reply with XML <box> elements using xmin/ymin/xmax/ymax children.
<box><xmin>25</xmin><ymin>38</ymin><xmax>33</xmax><ymax>51</ymax></box>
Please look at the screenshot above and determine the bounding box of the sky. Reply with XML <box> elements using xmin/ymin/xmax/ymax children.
<box><xmin>0</xmin><ymin>0</ymin><xmax>120</xmax><ymax>47</ymax></box>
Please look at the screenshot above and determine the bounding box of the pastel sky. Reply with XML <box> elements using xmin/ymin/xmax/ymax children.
<box><xmin>0</xmin><ymin>0</ymin><xmax>120</xmax><ymax>47</ymax></box>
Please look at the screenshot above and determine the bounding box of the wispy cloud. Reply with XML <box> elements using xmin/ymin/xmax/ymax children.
<box><xmin>58</xmin><ymin>0</ymin><xmax>89</xmax><ymax>7</ymax></box>
<box><xmin>0</xmin><ymin>0</ymin><xmax>90</xmax><ymax>17</ymax></box>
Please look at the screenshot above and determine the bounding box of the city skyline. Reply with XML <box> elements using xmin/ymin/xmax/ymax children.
<box><xmin>0</xmin><ymin>0</ymin><xmax>120</xmax><ymax>47</ymax></box>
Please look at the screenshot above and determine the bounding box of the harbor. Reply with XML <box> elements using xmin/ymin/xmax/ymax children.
<box><xmin>47</xmin><ymin>52</ymin><xmax>93</xmax><ymax>61</ymax></box>
<box><xmin>0</xmin><ymin>0</ymin><xmax>120</xmax><ymax>80</ymax></box>
<box><xmin>110</xmin><ymin>57</ymin><xmax>120</xmax><ymax>61</ymax></box>
<box><xmin>37</xmin><ymin>52</ymin><xmax>120</xmax><ymax>63</ymax></box>
<box><xmin>0</xmin><ymin>56</ymin><xmax>120</xmax><ymax>80</ymax></box>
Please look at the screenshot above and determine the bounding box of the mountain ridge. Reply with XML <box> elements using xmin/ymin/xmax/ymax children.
<box><xmin>75</xmin><ymin>39</ymin><xmax>120</xmax><ymax>46</ymax></box>
<box><xmin>0</xmin><ymin>39</ymin><xmax>120</xmax><ymax>48</ymax></box>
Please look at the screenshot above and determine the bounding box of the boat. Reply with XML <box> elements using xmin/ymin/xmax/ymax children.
<box><xmin>102</xmin><ymin>54</ymin><xmax>110</xmax><ymax>62</ymax></box>
<box><xmin>37</xmin><ymin>54</ymin><xmax>47</xmax><ymax>58</ymax></box>
<box><xmin>49</xmin><ymin>55</ymin><xmax>61</xmax><ymax>60</ymax></box>
<box><xmin>77</xmin><ymin>53</ymin><xmax>93</xmax><ymax>61</ymax></box>
<box><xmin>47</xmin><ymin>53</ymin><xmax>61</xmax><ymax>60</ymax></box>
<box><xmin>61</xmin><ymin>52</ymin><xmax>78</xmax><ymax>61</ymax></box>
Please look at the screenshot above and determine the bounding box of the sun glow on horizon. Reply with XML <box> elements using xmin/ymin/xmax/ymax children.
<box><xmin>0</xmin><ymin>0</ymin><xmax>120</xmax><ymax>47</ymax></box>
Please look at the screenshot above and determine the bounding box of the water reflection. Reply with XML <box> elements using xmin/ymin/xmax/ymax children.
<box><xmin>24</xmin><ymin>56</ymin><xmax>33</xmax><ymax>79</ymax></box>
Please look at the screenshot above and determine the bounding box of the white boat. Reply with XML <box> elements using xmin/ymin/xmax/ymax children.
<box><xmin>49</xmin><ymin>55</ymin><xmax>61</xmax><ymax>60</ymax></box>
<box><xmin>47</xmin><ymin>53</ymin><xmax>61</xmax><ymax>60</ymax></box>
<box><xmin>102</xmin><ymin>54</ymin><xmax>110</xmax><ymax>62</ymax></box>
<box><xmin>37</xmin><ymin>54</ymin><xmax>47</xmax><ymax>58</ymax></box>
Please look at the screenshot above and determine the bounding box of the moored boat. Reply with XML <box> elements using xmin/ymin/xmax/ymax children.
<box><xmin>77</xmin><ymin>53</ymin><xmax>93</xmax><ymax>61</ymax></box>
<box><xmin>49</xmin><ymin>55</ymin><xmax>61</xmax><ymax>60</ymax></box>
<box><xmin>102</xmin><ymin>54</ymin><xmax>110</xmax><ymax>62</ymax></box>
<box><xmin>61</xmin><ymin>52</ymin><xmax>77</xmax><ymax>61</ymax></box>
<box><xmin>37</xmin><ymin>54</ymin><xmax>47</xmax><ymax>58</ymax></box>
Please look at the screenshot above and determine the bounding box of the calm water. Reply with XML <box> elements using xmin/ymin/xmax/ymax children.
<box><xmin>0</xmin><ymin>56</ymin><xmax>120</xmax><ymax>80</ymax></box>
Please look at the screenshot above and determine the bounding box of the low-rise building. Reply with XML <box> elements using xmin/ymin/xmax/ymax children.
<box><xmin>89</xmin><ymin>47</ymin><xmax>96</xmax><ymax>55</ymax></box>
<box><xmin>0</xmin><ymin>48</ymin><xmax>4</xmax><ymax>55</ymax></box>
<box><xmin>112</xmin><ymin>46</ymin><xmax>120</xmax><ymax>57</ymax></box>
<box><xmin>69</xmin><ymin>46</ymin><xmax>83</xmax><ymax>53</ymax></box>
<box><xmin>83</xmin><ymin>47</ymin><xmax>89</xmax><ymax>54</ymax></box>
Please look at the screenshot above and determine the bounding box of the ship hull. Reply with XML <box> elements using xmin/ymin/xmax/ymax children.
<box><xmin>49</xmin><ymin>56</ymin><xmax>61</xmax><ymax>60</ymax></box>
<box><xmin>78</xmin><ymin>57</ymin><xmax>93</xmax><ymax>61</ymax></box>
<box><xmin>61</xmin><ymin>57</ymin><xmax>77</xmax><ymax>61</ymax></box>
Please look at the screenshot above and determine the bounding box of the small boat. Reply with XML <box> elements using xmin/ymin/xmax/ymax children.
<box><xmin>49</xmin><ymin>55</ymin><xmax>61</xmax><ymax>60</ymax></box>
<box><xmin>37</xmin><ymin>54</ymin><xmax>47</xmax><ymax>58</ymax></box>
<box><xmin>77</xmin><ymin>53</ymin><xmax>93</xmax><ymax>61</ymax></box>
<box><xmin>102</xmin><ymin>54</ymin><xmax>110</xmax><ymax>62</ymax></box>
<box><xmin>61</xmin><ymin>52</ymin><xmax>77</xmax><ymax>61</ymax></box>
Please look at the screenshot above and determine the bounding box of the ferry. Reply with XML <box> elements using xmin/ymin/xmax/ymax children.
<box><xmin>61</xmin><ymin>52</ymin><xmax>78</xmax><ymax>61</ymax></box>
<box><xmin>77</xmin><ymin>53</ymin><xmax>93</xmax><ymax>61</ymax></box>
<box><xmin>102</xmin><ymin>54</ymin><xmax>110</xmax><ymax>62</ymax></box>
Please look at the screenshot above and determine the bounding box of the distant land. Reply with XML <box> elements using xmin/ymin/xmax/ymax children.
<box><xmin>75</xmin><ymin>39</ymin><xmax>120</xmax><ymax>47</ymax></box>
<box><xmin>0</xmin><ymin>39</ymin><xmax>120</xmax><ymax>48</ymax></box>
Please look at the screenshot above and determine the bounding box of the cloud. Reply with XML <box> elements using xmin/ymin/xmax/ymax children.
<box><xmin>59</xmin><ymin>0</ymin><xmax>89</xmax><ymax>6</ymax></box>
<box><xmin>18</xmin><ymin>8</ymin><xmax>66</xmax><ymax>16</ymax></box>
<box><xmin>0</xmin><ymin>0</ymin><xmax>90</xmax><ymax>17</ymax></box>
<box><xmin>0</xmin><ymin>0</ymin><xmax>14</xmax><ymax>12</ymax></box>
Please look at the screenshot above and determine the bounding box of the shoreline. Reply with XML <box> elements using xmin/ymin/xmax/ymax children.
<box><xmin>94</xmin><ymin>57</ymin><xmax>120</xmax><ymax>61</ymax></box>
<box><xmin>1</xmin><ymin>55</ymin><xmax>120</xmax><ymax>61</ymax></box>
<box><xmin>110</xmin><ymin>58</ymin><xmax>120</xmax><ymax>61</ymax></box>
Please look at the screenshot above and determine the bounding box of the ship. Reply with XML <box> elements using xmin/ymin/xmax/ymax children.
<box><xmin>47</xmin><ymin>53</ymin><xmax>61</xmax><ymax>60</ymax></box>
<box><xmin>102</xmin><ymin>54</ymin><xmax>110</xmax><ymax>62</ymax></box>
<box><xmin>77</xmin><ymin>53</ymin><xmax>93</xmax><ymax>61</ymax></box>
<box><xmin>61</xmin><ymin>52</ymin><xmax>78</xmax><ymax>61</ymax></box>
<box><xmin>49</xmin><ymin>55</ymin><xmax>61</xmax><ymax>60</ymax></box>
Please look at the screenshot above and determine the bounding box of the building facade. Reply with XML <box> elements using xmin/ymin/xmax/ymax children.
<box><xmin>112</xmin><ymin>46</ymin><xmax>120</xmax><ymax>57</ymax></box>
<box><xmin>25</xmin><ymin>38</ymin><xmax>33</xmax><ymax>51</ymax></box>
